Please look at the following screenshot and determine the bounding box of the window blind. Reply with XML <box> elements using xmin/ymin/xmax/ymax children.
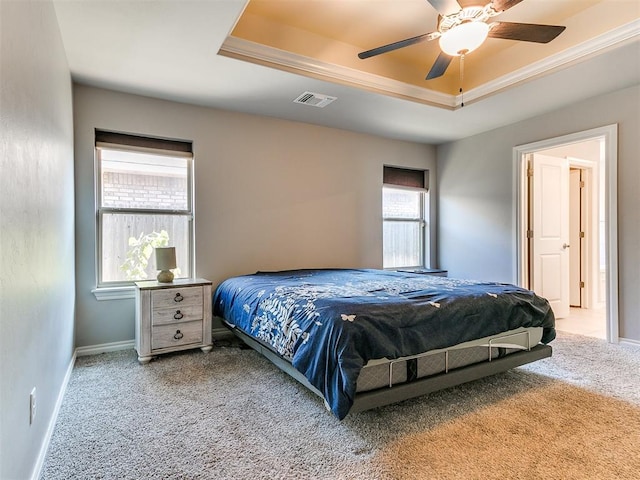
<box><xmin>383</xmin><ymin>166</ymin><xmax>428</xmax><ymax>190</ymax></box>
<box><xmin>95</xmin><ymin>130</ymin><xmax>192</xmax><ymax>153</ymax></box>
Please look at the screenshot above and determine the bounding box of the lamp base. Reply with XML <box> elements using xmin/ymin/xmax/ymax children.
<box><xmin>157</xmin><ymin>270</ymin><xmax>174</xmax><ymax>283</ymax></box>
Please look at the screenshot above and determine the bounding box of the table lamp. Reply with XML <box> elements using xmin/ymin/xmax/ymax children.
<box><xmin>155</xmin><ymin>247</ymin><xmax>176</xmax><ymax>283</ymax></box>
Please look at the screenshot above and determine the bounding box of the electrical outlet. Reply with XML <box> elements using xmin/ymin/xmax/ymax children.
<box><xmin>30</xmin><ymin>387</ymin><xmax>36</xmax><ymax>425</ymax></box>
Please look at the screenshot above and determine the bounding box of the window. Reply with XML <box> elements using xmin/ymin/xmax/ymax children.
<box><xmin>96</xmin><ymin>131</ymin><xmax>194</xmax><ymax>287</ymax></box>
<box><xmin>382</xmin><ymin>166</ymin><xmax>428</xmax><ymax>269</ymax></box>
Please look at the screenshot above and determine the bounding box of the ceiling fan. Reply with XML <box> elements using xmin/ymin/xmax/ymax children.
<box><xmin>358</xmin><ymin>0</ymin><xmax>566</xmax><ymax>81</ymax></box>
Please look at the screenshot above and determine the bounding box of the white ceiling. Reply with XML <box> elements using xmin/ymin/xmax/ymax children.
<box><xmin>53</xmin><ymin>0</ymin><xmax>640</xmax><ymax>145</ymax></box>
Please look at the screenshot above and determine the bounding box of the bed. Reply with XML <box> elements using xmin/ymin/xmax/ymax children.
<box><xmin>212</xmin><ymin>268</ymin><xmax>555</xmax><ymax>419</ymax></box>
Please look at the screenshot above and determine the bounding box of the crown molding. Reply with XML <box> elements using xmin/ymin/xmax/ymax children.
<box><xmin>464</xmin><ymin>19</ymin><xmax>640</xmax><ymax>104</ymax></box>
<box><xmin>219</xmin><ymin>19</ymin><xmax>639</xmax><ymax>110</ymax></box>
<box><xmin>218</xmin><ymin>37</ymin><xmax>456</xmax><ymax>109</ymax></box>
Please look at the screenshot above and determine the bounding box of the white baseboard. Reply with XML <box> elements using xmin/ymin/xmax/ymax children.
<box><xmin>75</xmin><ymin>340</ymin><xmax>135</xmax><ymax>357</ymax></box>
<box><xmin>75</xmin><ymin>329</ymin><xmax>233</xmax><ymax>358</ymax></box>
<box><xmin>619</xmin><ymin>337</ymin><xmax>640</xmax><ymax>348</ymax></box>
<box><xmin>31</xmin><ymin>349</ymin><xmax>77</xmax><ymax>480</ymax></box>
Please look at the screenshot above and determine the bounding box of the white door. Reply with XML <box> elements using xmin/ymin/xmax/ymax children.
<box><xmin>531</xmin><ymin>154</ymin><xmax>570</xmax><ymax>319</ymax></box>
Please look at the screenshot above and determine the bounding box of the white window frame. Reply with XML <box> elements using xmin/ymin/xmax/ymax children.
<box><xmin>382</xmin><ymin>185</ymin><xmax>429</xmax><ymax>269</ymax></box>
<box><xmin>94</xmin><ymin>140</ymin><xmax>195</xmax><ymax>296</ymax></box>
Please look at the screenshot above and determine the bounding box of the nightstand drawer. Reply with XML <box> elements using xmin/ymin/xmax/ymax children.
<box><xmin>152</xmin><ymin>304</ymin><xmax>203</xmax><ymax>326</ymax></box>
<box><xmin>151</xmin><ymin>286</ymin><xmax>202</xmax><ymax>309</ymax></box>
<box><xmin>152</xmin><ymin>321</ymin><xmax>203</xmax><ymax>350</ymax></box>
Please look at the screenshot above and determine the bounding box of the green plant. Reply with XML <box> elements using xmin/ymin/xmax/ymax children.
<box><xmin>120</xmin><ymin>230</ymin><xmax>170</xmax><ymax>280</ymax></box>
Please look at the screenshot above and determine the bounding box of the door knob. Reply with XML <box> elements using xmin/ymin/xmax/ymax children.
<box><xmin>562</xmin><ymin>243</ymin><xmax>570</xmax><ymax>249</ymax></box>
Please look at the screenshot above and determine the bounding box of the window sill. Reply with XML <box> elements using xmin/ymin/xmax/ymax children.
<box><xmin>92</xmin><ymin>286</ymin><xmax>136</xmax><ymax>301</ymax></box>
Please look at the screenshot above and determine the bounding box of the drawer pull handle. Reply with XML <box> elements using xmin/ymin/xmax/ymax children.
<box><xmin>174</xmin><ymin>293</ymin><xmax>184</xmax><ymax>303</ymax></box>
<box><xmin>174</xmin><ymin>310</ymin><xmax>183</xmax><ymax>320</ymax></box>
<box><xmin>174</xmin><ymin>330</ymin><xmax>184</xmax><ymax>340</ymax></box>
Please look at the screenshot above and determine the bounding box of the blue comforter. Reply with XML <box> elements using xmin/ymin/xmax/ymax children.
<box><xmin>212</xmin><ymin>269</ymin><xmax>555</xmax><ymax>419</ymax></box>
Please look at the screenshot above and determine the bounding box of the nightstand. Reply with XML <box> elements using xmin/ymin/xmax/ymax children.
<box><xmin>135</xmin><ymin>278</ymin><xmax>213</xmax><ymax>364</ymax></box>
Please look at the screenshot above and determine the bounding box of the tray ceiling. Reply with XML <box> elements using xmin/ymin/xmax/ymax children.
<box><xmin>220</xmin><ymin>0</ymin><xmax>639</xmax><ymax>108</ymax></box>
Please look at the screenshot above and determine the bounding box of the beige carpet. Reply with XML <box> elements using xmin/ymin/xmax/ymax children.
<box><xmin>41</xmin><ymin>332</ymin><xmax>640</xmax><ymax>479</ymax></box>
<box><xmin>360</xmin><ymin>383</ymin><xmax>640</xmax><ymax>479</ymax></box>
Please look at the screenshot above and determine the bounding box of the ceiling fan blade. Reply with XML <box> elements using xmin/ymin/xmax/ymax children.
<box><xmin>426</xmin><ymin>52</ymin><xmax>453</xmax><ymax>80</ymax></box>
<box><xmin>490</xmin><ymin>0</ymin><xmax>525</xmax><ymax>13</ymax></box>
<box><xmin>358</xmin><ymin>32</ymin><xmax>439</xmax><ymax>59</ymax></box>
<box><xmin>426</xmin><ymin>0</ymin><xmax>462</xmax><ymax>17</ymax></box>
<box><xmin>488</xmin><ymin>22</ymin><xmax>566</xmax><ymax>43</ymax></box>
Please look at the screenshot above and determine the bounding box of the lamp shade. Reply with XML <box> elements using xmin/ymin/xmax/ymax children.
<box><xmin>155</xmin><ymin>247</ymin><xmax>177</xmax><ymax>271</ymax></box>
<box><xmin>439</xmin><ymin>21</ymin><xmax>489</xmax><ymax>56</ymax></box>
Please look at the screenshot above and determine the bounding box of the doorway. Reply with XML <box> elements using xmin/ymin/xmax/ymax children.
<box><xmin>514</xmin><ymin>125</ymin><xmax>618</xmax><ymax>342</ymax></box>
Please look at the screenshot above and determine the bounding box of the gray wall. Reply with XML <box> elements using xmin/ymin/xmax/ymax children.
<box><xmin>437</xmin><ymin>85</ymin><xmax>640</xmax><ymax>342</ymax></box>
<box><xmin>73</xmin><ymin>85</ymin><xmax>437</xmax><ymax>347</ymax></box>
<box><xmin>0</xmin><ymin>1</ymin><xmax>75</xmax><ymax>479</ymax></box>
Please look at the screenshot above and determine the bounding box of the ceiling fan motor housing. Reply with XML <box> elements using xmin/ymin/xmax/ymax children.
<box><xmin>437</xmin><ymin>5</ymin><xmax>496</xmax><ymax>34</ymax></box>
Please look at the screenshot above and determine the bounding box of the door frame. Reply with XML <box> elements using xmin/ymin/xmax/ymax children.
<box><xmin>567</xmin><ymin>158</ymin><xmax>598</xmax><ymax>310</ymax></box>
<box><xmin>513</xmin><ymin>124</ymin><xmax>619</xmax><ymax>342</ymax></box>
<box><xmin>568</xmin><ymin>166</ymin><xmax>582</xmax><ymax>308</ymax></box>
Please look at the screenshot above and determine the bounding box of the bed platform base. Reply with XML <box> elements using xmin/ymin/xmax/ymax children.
<box><xmin>229</xmin><ymin>326</ymin><xmax>552</xmax><ymax>415</ymax></box>
<box><xmin>350</xmin><ymin>343</ymin><xmax>551</xmax><ymax>413</ymax></box>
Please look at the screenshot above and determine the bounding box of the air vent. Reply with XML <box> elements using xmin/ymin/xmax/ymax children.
<box><xmin>293</xmin><ymin>91</ymin><xmax>337</xmax><ymax>108</ymax></box>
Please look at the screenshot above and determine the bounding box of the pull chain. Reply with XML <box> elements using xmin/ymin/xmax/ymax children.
<box><xmin>459</xmin><ymin>53</ymin><xmax>465</xmax><ymax>108</ymax></box>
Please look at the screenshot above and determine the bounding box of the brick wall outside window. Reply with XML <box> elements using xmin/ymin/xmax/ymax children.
<box><xmin>102</xmin><ymin>172</ymin><xmax>187</xmax><ymax>210</ymax></box>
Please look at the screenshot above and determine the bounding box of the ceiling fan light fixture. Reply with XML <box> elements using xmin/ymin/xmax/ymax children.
<box><xmin>439</xmin><ymin>21</ymin><xmax>490</xmax><ymax>56</ymax></box>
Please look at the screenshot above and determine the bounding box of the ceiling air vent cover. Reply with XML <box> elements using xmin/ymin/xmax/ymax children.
<box><xmin>293</xmin><ymin>91</ymin><xmax>337</xmax><ymax>108</ymax></box>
